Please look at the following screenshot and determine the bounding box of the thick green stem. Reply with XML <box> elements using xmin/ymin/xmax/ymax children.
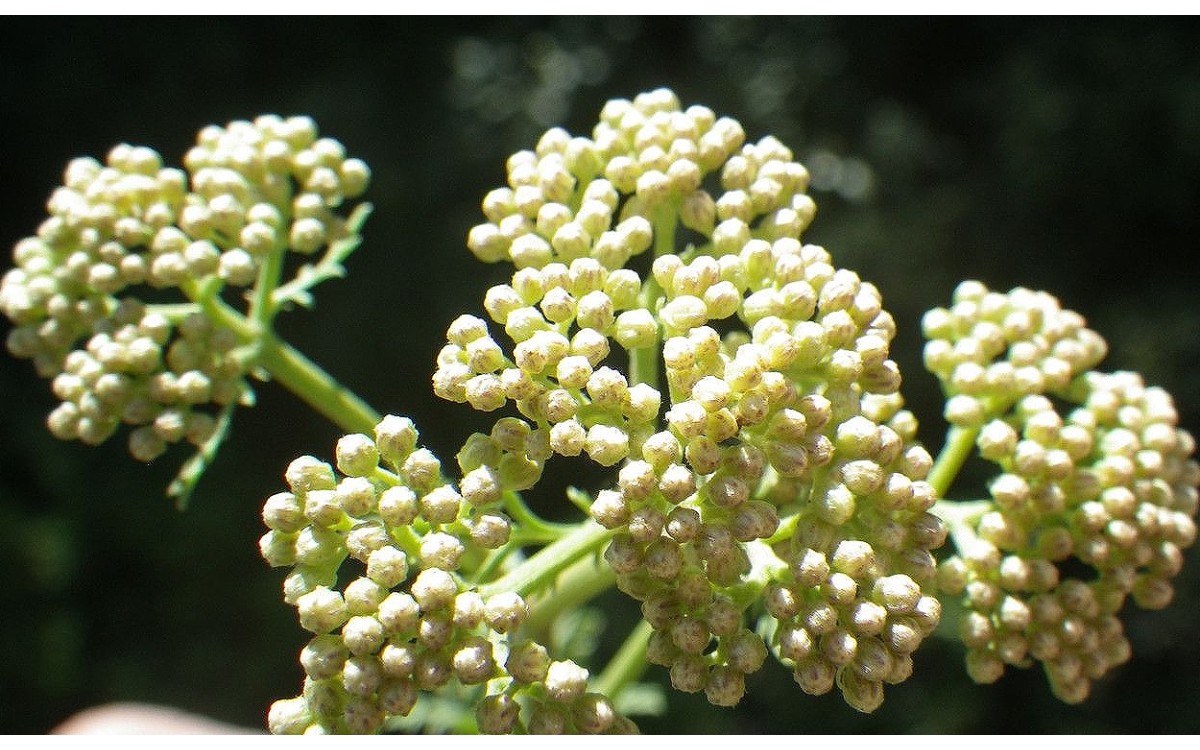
<box><xmin>478</xmin><ymin>520</ymin><xmax>613</xmax><ymax>601</ymax></box>
<box><xmin>520</xmin><ymin>548</ymin><xmax>617</xmax><ymax>638</ymax></box>
<box><xmin>248</xmin><ymin>239</ymin><xmax>288</xmax><ymax>327</ymax></box>
<box><xmin>927</xmin><ymin>424</ymin><xmax>980</xmax><ymax>498</ymax></box>
<box><xmin>931</xmin><ymin>498</ymin><xmax>993</xmax><ymax>554</ymax></box>
<box><xmin>180</xmin><ymin>279</ymin><xmax>380</xmax><ymax>436</ymax></box>
<box><xmin>256</xmin><ymin>332</ymin><xmax>381</xmax><ymax>435</ymax></box>
<box><xmin>627</xmin><ymin>202</ymin><xmax>677</xmax><ymax>391</ymax></box>
<box><xmin>591</xmin><ymin>619</ymin><xmax>653</xmax><ymax>701</ymax></box>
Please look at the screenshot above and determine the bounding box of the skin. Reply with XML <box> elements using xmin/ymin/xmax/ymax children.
<box><xmin>52</xmin><ymin>703</ymin><xmax>259</xmax><ymax>735</ymax></box>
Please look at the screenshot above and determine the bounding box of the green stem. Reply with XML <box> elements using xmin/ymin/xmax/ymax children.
<box><xmin>926</xmin><ymin>425</ymin><xmax>980</xmax><ymax>498</ymax></box>
<box><xmin>179</xmin><ymin>279</ymin><xmax>380</xmax><ymax>436</ymax></box>
<box><xmin>591</xmin><ymin>619</ymin><xmax>653</xmax><ymax>700</ymax></box>
<box><xmin>931</xmin><ymin>498</ymin><xmax>993</xmax><ymax>554</ymax></box>
<box><xmin>477</xmin><ymin>520</ymin><xmax>613</xmax><ymax>601</ymax></box>
<box><xmin>627</xmin><ymin>202</ymin><xmax>677</xmax><ymax>391</ymax></box>
<box><xmin>248</xmin><ymin>238</ymin><xmax>288</xmax><ymax>327</ymax></box>
<box><xmin>503</xmin><ymin>490</ymin><xmax>576</xmax><ymax>541</ymax></box>
<box><xmin>256</xmin><ymin>332</ymin><xmax>381</xmax><ymax>435</ymax></box>
<box><xmin>520</xmin><ymin>548</ymin><xmax>617</xmax><ymax>638</ymax></box>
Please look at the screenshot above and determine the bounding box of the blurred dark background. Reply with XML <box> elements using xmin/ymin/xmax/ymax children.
<box><xmin>1</xmin><ymin>17</ymin><xmax>1198</xmax><ymax>734</ymax></box>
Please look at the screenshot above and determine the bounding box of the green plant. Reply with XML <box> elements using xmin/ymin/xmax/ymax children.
<box><xmin>3</xmin><ymin>88</ymin><xmax>1196</xmax><ymax>734</ymax></box>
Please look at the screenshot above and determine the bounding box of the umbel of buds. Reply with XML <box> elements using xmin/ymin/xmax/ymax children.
<box><xmin>252</xmin><ymin>89</ymin><xmax>1196</xmax><ymax>735</ymax></box>
<box><xmin>261</xmin><ymin>415</ymin><xmax>637</xmax><ymax>734</ymax></box>
<box><xmin>925</xmin><ymin>282</ymin><xmax>1199</xmax><ymax>704</ymax></box>
<box><xmin>8</xmin><ymin>91</ymin><xmax>1190</xmax><ymax>735</ymax></box>
<box><xmin>2</xmin><ymin>115</ymin><xmax>377</xmax><ymax>503</ymax></box>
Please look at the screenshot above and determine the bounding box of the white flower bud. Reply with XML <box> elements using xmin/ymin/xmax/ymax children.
<box><xmin>365</xmin><ymin>546</ymin><xmax>408</xmax><ymax>588</ymax></box>
<box><xmin>342</xmin><ymin>615</ymin><xmax>385</xmax><ymax>656</ymax></box>
<box><xmin>374</xmin><ymin>486</ymin><xmax>416</xmax><ymax>528</ymax></box>
<box><xmin>419</xmin><ymin>485</ymin><xmax>461</xmax><ymax>524</ymax></box>
<box><xmin>342</xmin><ymin>655</ymin><xmax>384</xmax><ymax>698</ymax></box>
<box><xmin>476</xmin><ymin>694</ymin><xmax>519</xmax><ymax>735</ymax></box>
<box><xmin>464</xmin><ymin>511</ymin><xmax>510</xmax><ymax>549</ymax></box>
<box><xmin>452</xmin><ymin>636</ymin><xmax>496</xmax><ymax>685</ymax></box>
<box><xmin>263</xmin><ymin>491</ymin><xmax>305</xmax><ymax>532</ymax></box>
<box><xmin>377</xmin><ymin>592</ymin><xmax>420</xmax><ymax>635</ymax></box>
<box><xmin>410</xmin><ymin>568</ymin><xmax>458</xmax><ymax>610</ymax></box>
<box><xmin>267</xmin><ymin>697</ymin><xmax>311</xmax><ymax>735</ymax></box>
<box><xmin>419</xmin><ymin>531</ymin><xmax>465</xmax><ymax>571</ymax></box>
<box><xmin>343</xmin><ymin>576</ymin><xmax>387</xmax><ymax>615</ymax></box>
<box><xmin>297</xmin><ymin>586</ymin><xmax>349</xmax><ymax>634</ymax></box>
<box><xmin>335</xmin><ymin>477</ymin><xmax>376</xmax><ymax>518</ymax></box>
<box><xmin>591</xmin><ymin>489</ymin><xmax>629</xmax><ymax>528</ymax></box>
<box><xmin>585</xmin><ymin>424</ymin><xmax>629</xmax><ymax>466</ymax></box>
<box><xmin>540</xmin><ymin>659</ymin><xmax>588</xmax><ymax>704</ymax></box>
<box><xmin>484</xmin><ymin>592</ymin><xmax>527</xmax><ymax>633</ymax></box>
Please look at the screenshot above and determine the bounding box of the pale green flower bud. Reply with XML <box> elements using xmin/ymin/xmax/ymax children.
<box><xmin>334</xmin><ymin>477</ymin><xmax>375</xmax><ymax>518</ymax></box>
<box><xmin>300</xmin><ymin>635</ymin><xmax>347</xmax><ymax>681</ymax></box>
<box><xmin>614</xmin><ymin>308</ymin><xmax>658</xmax><ymax>349</ymax></box>
<box><xmin>342</xmin><ymin>654</ymin><xmax>384</xmax><ymax>698</ymax></box>
<box><xmin>286</xmin><ymin>455</ymin><xmax>337</xmax><ymax>493</ymax></box>
<box><xmin>263</xmin><ymin>491</ymin><xmax>305</xmax><ymax>533</ymax></box>
<box><xmin>358</xmin><ymin>543</ymin><xmax>406</xmax><ymax>587</ymax></box>
<box><xmin>661</xmin><ymin>295</ymin><xmax>708</xmax><ymax>333</ymax></box>
<box><xmin>591</xmin><ymin>489</ymin><xmax>630</xmax><ymax>529</ymax></box>
<box><xmin>420</xmin><ymin>531</ymin><xmax>465</xmax><ymax>571</ymax></box>
<box><xmin>680</xmin><ymin>189</ymin><xmax>716</xmax><ymax>235</ymax></box>
<box><xmin>420</xmin><ymin>482</ymin><xmax>460</xmax><ymax>523</ymax></box>
<box><xmin>542</xmin><ymin>659</ymin><xmax>589</xmax><ymax>704</ymax></box>
<box><xmin>373</xmin><ymin>486</ymin><xmax>416</xmax><ymax>528</ymax></box>
<box><xmin>267</xmin><ymin>697</ymin><xmax>311</xmax><ymax>735</ymax></box>
<box><xmin>260</xmin><ymin>530</ymin><xmax>298</xmax><ymax>567</ymax></box>
<box><xmin>217</xmin><ymin>247</ymin><xmax>256</xmax><ymax>285</ymax></box>
<box><xmin>484</xmin><ymin>592</ymin><xmax>527</xmax><ymax>633</ymax></box>
<box><xmin>376</xmin><ymin>592</ymin><xmax>420</xmax><ymax>636</ymax></box>
<box><xmin>463</xmin><ymin>511</ymin><xmax>509</xmax><ymax>549</ymax></box>
<box><xmin>410</xmin><ymin>568</ymin><xmax>458</xmax><ymax>611</ymax></box>
<box><xmin>303</xmin><ymin>489</ymin><xmax>344</xmax><ymax>529</ymax></box>
<box><xmin>451</xmin><ymin>636</ymin><xmax>496</xmax><ymax>685</ymax></box>
<box><xmin>342</xmin><ymin>615</ymin><xmax>385</xmax><ymax>656</ymax></box>
<box><xmin>476</xmin><ymin>693</ymin><xmax>520</xmax><ymax>734</ymax></box>
<box><xmin>505</xmin><ymin>640</ymin><xmax>551</xmax><ymax>684</ymax></box>
<box><xmin>298</xmin><ymin>586</ymin><xmax>349</xmax><ymax>634</ymax></box>
<box><xmin>401</xmin><ymin>448</ymin><xmax>442</xmax><ymax>493</ymax></box>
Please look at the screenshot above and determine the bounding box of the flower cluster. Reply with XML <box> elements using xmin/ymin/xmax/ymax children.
<box><xmin>252</xmin><ymin>90</ymin><xmax>1197</xmax><ymax>732</ymax></box>
<box><xmin>433</xmin><ymin>260</ymin><xmax>663</xmax><ymax>471</ymax></box>
<box><xmin>42</xmin><ymin>301</ymin><xmax>243</xmax><ymax>459</ymax></box>
<box><xmin>922</xmin><ymin>282</ymin><xmax>1109</xmax><ymax>426</ymax></box>
<box><xmin>260</xmin><ymin>415</ymin><xmax>637</xmax><ymax>734</ymax></box>
<box><xmin>1</xmin><ymin>115</ymin><xmax>369</xmax><ymax>461</ymax></box>
<box><xmin>439</xmin><ymin>88</ymin><xmax>946</xmax><ymax>713</ymax></box>
<box><xmin>928</xmin><ymin>283</ymin><xmax>1199</xmax><ymax>703</ymax></box>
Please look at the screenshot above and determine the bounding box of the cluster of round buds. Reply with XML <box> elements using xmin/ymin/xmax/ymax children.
<box><xmin>2</xmin><ymin>115</ymin><xmax>370</xmax><ymax>461</ymax></box>
<box><xmin>433</xmin><ymin>257</ymin><xmax>662</xmax><ymax>467</ymax></box>
<box><xmin>464</xmin><ymin>89</ymin><xmax>720</xmax><ymax>269</ymax></box>
<box><xmin>474</xmin><ymin>651</ymin><xmax>637</xmax><ymax>734</ymax></box>
<box><xmin>753</xmin><ymin>386</ymin><xmax>945</xmax><ymax>712</ymax></box>
<box><xmin>598</xmin><ymin>430</ymin><xmax>775</xmax><ymax>707</ymax></box>
<box><xmin>937</xmin><ymin>369</ymin><xmax>1198</xmax><ymax>703</ymax></box>
<box><xmin>454</xmin><ymin>89</ymin><xmax>945</xmax><ymax>713</ymax></box>
<box><xmin>43</xmin><ymin>300</ymin><xmax>244</xmax><ymax>460</ymax></box>
<box><xmin>646</xmin><ymin>240</ymin><xmax>941</xmax><ymax>713</ymax></box>
<box><xmin>922</xmin><ymin>281</ymin><xmax>1109</xmax><ymax>427</ymax></box>
<box><xmin>179</xmin><ymin>115</ymin><xmax>370</xmax><ymax>277</ymax></box>
<box><xmin>260</xmin><ymin>414</ymin><xmax>636</xmax><ymax>734</ymax></box>
<box><xmin>466</xmin><ymin>87</ymin><xmax>806</xmax><ymax>271</ymax></box>
<box><xmin>2</xmin><ymin>145</ymin><xmax>189</xmax><ymax>376</ymax></box>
